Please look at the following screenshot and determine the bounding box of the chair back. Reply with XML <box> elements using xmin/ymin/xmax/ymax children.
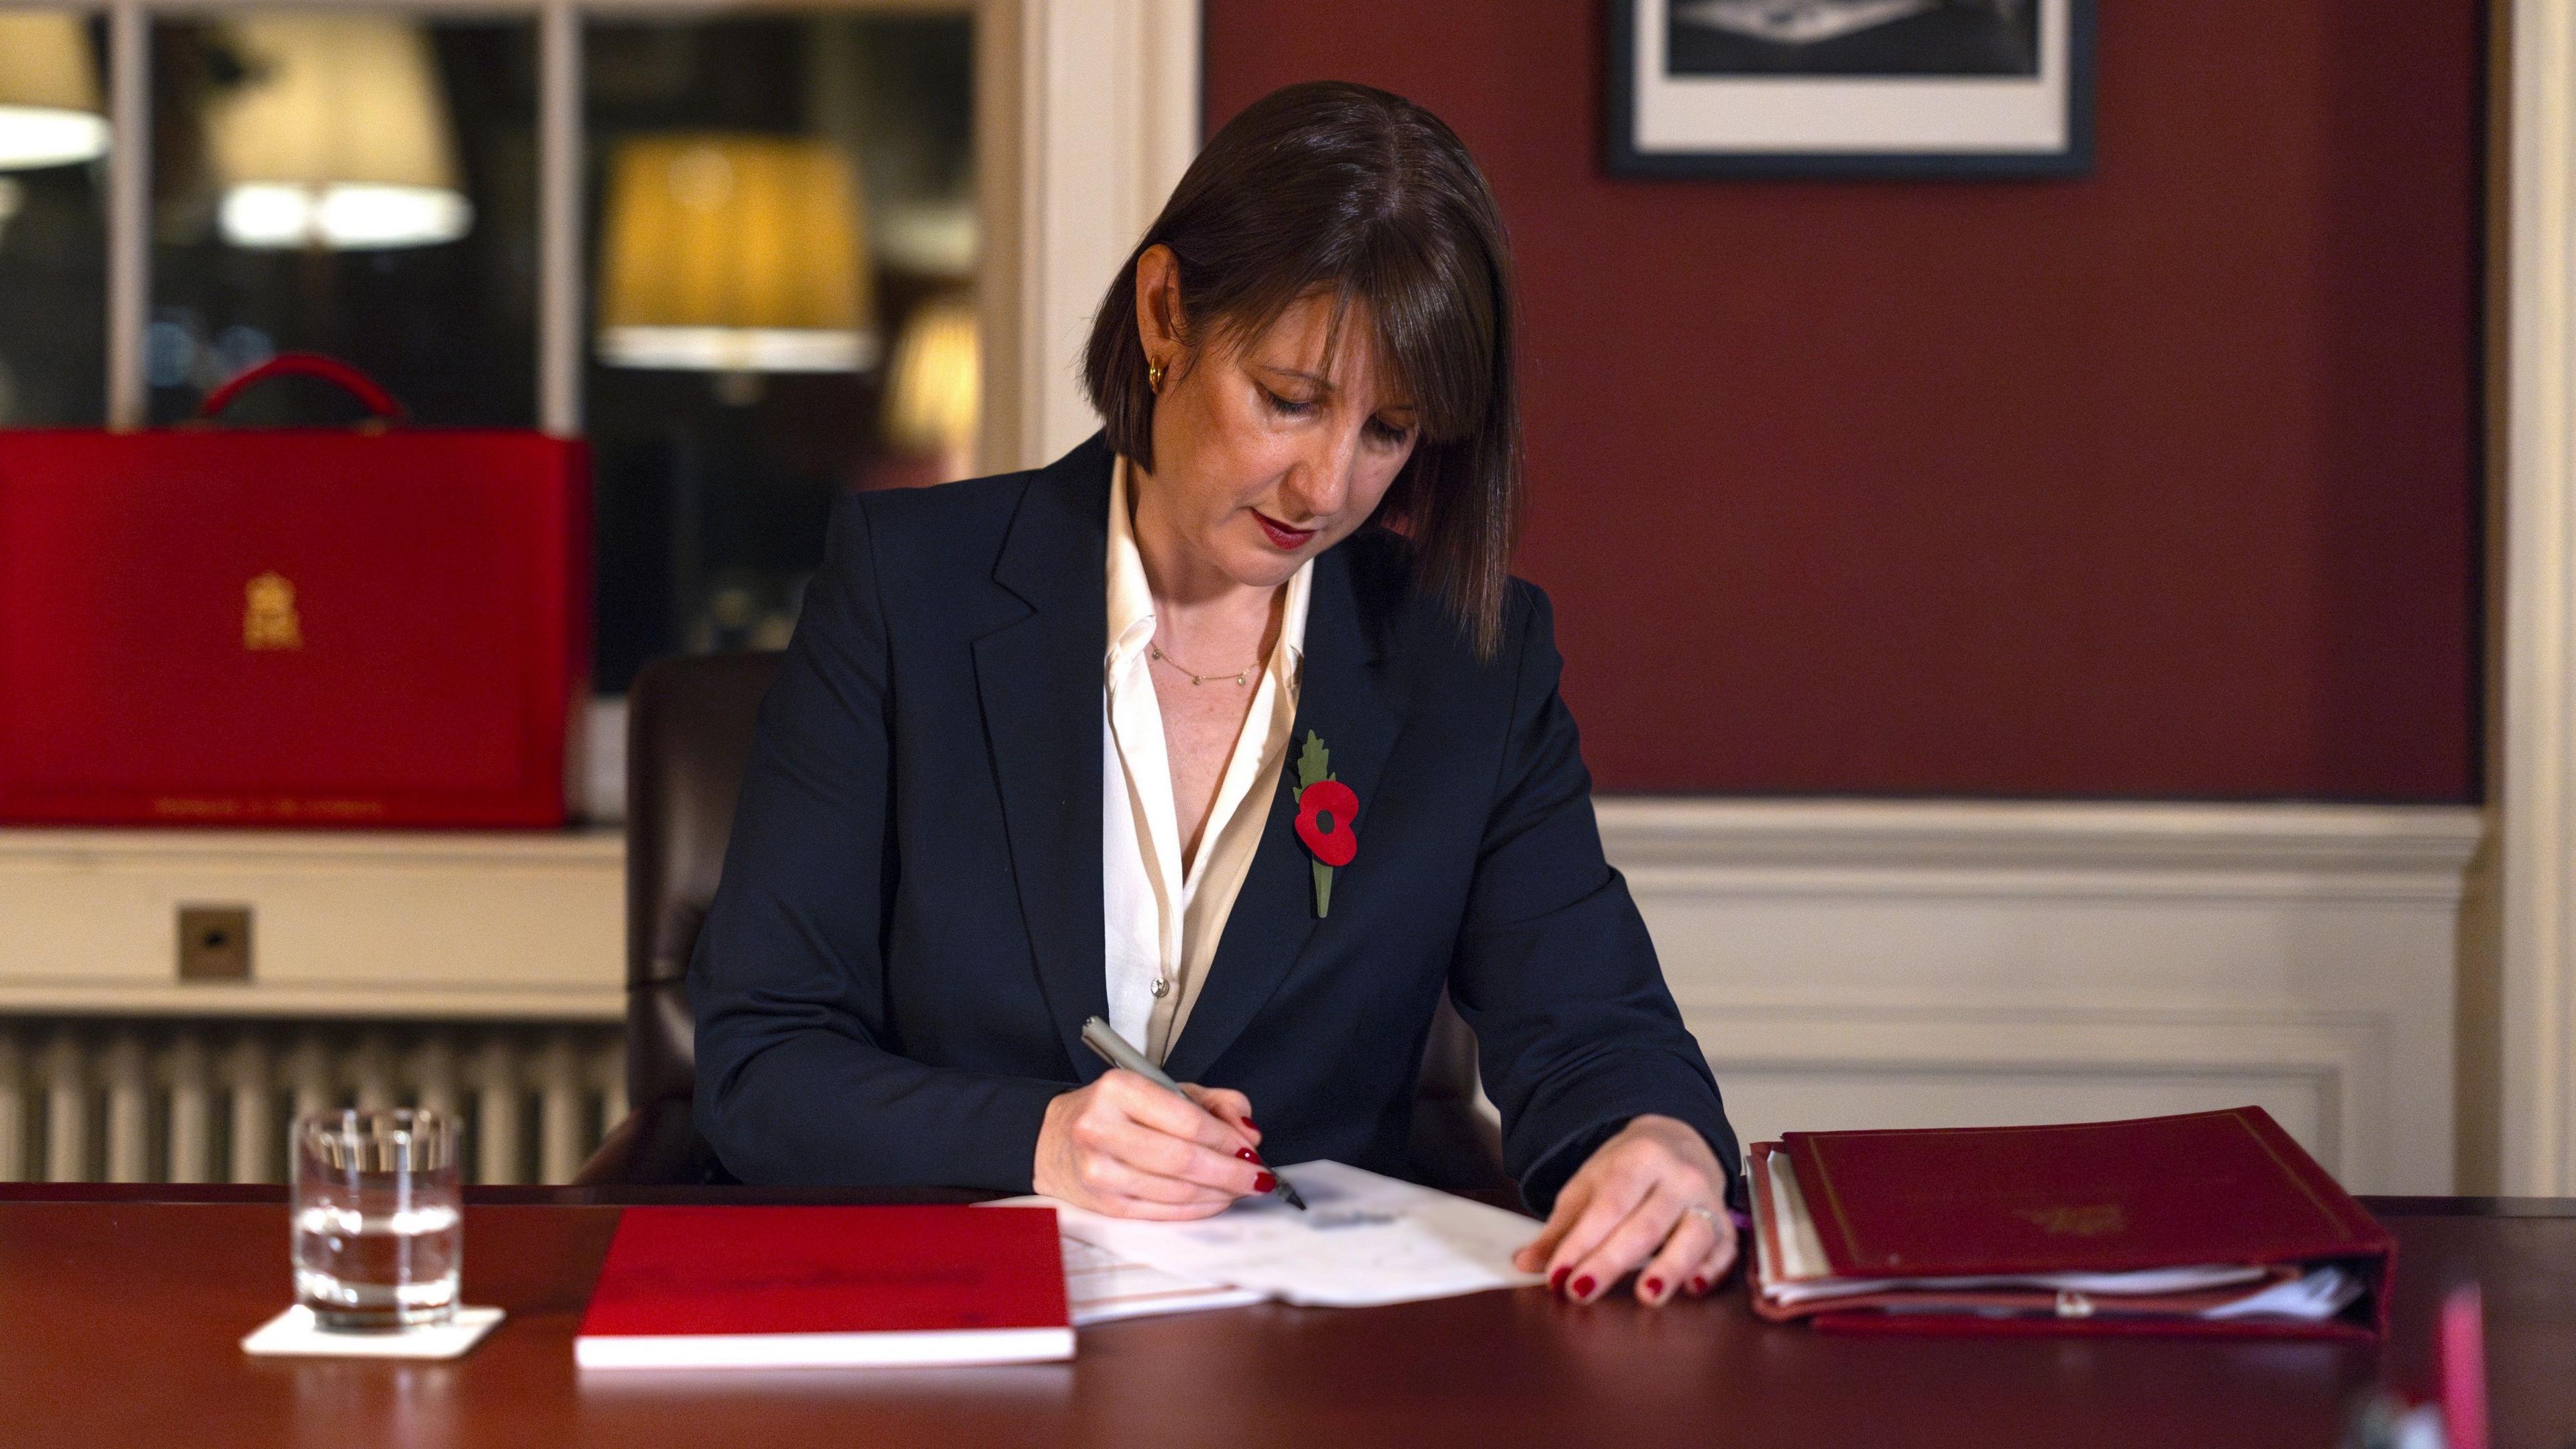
<box><xmin>625</xmin><ymin>651</ymin><xmax>782</xmax><ymax>1111</ymax></box>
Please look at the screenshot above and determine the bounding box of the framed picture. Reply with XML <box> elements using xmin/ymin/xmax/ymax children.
<box><xmin>1607</xmin><ymin>0</ymin><xmax>2095</xmax><ymax>179</ymax></box>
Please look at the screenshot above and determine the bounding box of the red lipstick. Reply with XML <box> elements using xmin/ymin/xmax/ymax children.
<box><xmin>1253</xmin><ymin>511</ymin><xmax>1318</xmax><ymax>551</ymax></box>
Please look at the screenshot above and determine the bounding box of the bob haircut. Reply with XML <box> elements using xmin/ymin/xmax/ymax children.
<box><xmin>1082</xmin><ymin>80</ymin><xmax>1521</xmax><ymax>659</ymax></box>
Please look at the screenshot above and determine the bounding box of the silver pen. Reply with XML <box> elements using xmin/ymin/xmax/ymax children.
<box><xmin>1079</xmin><ymin>1015</ymin><xmax>1307</xmax><ymax>1210</ymax></box>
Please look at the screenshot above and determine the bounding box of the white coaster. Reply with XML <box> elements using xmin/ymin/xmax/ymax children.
<box><xmin>241</xmin><ymin>1305</ymin><xmax>506</xmax><ymax>1360</ymax></box>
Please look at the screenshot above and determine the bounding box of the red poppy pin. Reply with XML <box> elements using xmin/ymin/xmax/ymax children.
<box><xmin>1293</xmin><ymin>730</ymin><xmax>1357</xmax><ymax>917</ymax></box>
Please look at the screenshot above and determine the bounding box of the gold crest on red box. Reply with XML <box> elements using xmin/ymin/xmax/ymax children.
<box><xmin>244</xmin><ymin>571</ymin><xmax>304</xmax><ymax>651</ymax></box>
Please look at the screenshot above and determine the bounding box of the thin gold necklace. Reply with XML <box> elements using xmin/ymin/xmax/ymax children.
<box><xmin>1149</xmin><ymin>641</ymin><xmax>1256</xmax><ymax>687</ymax></box>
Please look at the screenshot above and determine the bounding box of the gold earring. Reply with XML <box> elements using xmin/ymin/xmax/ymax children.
<box><xmin>1147</xmin><ymin>361</ymin><xmax>1165</xmax><ymax>393</ymax></box>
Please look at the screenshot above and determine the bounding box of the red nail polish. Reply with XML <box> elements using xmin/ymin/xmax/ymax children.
<box><xmin>1570</xmin><ymin>1276</ymin><xmax>1596</xmax><ymax>1300</ymax></box>
<box><xmin>1242</xmin><ymin>1117</ymin><xmax>1259</xmax><ymax>1132</ymax></box>
<box><xmin>1690</xmin><ymin>1276</ymin><xmax>1709</xmax><ymax>1296</ymax></box>
<box><xmin>1253</xmin><ymin>1171</ymin><xmax>1277</xmax><ymax>1193</ymax></box>
<box><xmin>1644</xmin><ymin>1277</ymin><xmax>1664</xmax><ymax>1297</ymax></box>
<box><xmin>1549</xmin><ymin>1266</ymin><xmax>1570</xmax><ymax>1293</ymax></box>
<box><xmin>1236</xmin><ymin>1148</ymin><xmax>1259</xmax><ymax>1163</ymax></box>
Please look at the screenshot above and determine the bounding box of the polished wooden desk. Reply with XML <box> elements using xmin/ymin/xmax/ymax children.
<box><xmin>4</xmin><ymin>1185</ymin><xmax>2570</xmax><ymax>1449</ymax></box>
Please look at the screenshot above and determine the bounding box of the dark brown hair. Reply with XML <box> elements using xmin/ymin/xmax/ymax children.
<box><xmin>1082</xmin><ymin>80</ymin><xmax>1521</xmax><ymax>658</ymax></box>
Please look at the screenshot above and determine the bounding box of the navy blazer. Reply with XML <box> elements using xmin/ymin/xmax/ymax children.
<box><xmin>690</xmin><ymin>434</ymin><xmax>1737</xmax><ymax>1212</ymax></box>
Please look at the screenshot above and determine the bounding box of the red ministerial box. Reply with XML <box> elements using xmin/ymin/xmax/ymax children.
<box><xmin>576</xmin><ymin>1205</ymin><xmax>1074</xmax><ymax>1368</ymax></box>
<box><xmin>0</xmin><ymin>358</ymin><xmax>588</xmax><ymax>828</ymax></box>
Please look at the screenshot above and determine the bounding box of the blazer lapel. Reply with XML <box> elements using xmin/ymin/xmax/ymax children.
<box><xmin>974</xmin><ymin>435</ymin><xmax>1115</xmax><ymax>1077</ymax></box>
<box><xmin>1163</xmin><ymin>541</ymin><xmax>1403</xmax><ymax>1084</ymax></box>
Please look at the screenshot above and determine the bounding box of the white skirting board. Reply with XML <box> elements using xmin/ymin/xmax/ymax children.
<box><xmin>1597</xmin><ymin>798</ymin><xmax>2484</xmax><ymax>1195</ymax></box>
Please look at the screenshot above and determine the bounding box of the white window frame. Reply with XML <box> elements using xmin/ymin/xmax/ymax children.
<box><xmin>9</xmin><ymin>0</ymin><xmax>1198</xmax><ymax>474</ymax></box>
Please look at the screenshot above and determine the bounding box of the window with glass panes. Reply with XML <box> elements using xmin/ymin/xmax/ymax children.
<box><xmin>0</xmin><ymin>2</ymin><xmax>982</xmax><ymax>696</ymax></box>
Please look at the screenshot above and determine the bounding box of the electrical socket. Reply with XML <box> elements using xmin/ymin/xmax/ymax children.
<box><xmin>177</xmin><ymin>905</ymin><xmax>253</xmax><ymax>982</ymax></box>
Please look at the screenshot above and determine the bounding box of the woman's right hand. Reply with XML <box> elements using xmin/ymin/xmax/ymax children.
<box><xmin>1033</xmin><ymin>1070</ymin><xmax>1273</xmax><ymax>1218</ymax></box>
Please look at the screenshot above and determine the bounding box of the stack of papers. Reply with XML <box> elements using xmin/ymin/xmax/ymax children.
<box><xmin>1744</xmin><ymin>1108</ymin><xmax>2389</xmax><ymax>1338</ymax></box>
<box><xmin>1756</xmin><ymin>1147</ymin><xmax>2360</xmax><ymax>1319</ymax></box>
<box><xmin>998</xmin><ymin>1160</ymin><xmax>1544</xmax><ymax>1318</ymax></box>
<box><xmin>1055</xmin><ymin>1236</ymin><xmax>1265</xmax><ymax>1326</ymax></box>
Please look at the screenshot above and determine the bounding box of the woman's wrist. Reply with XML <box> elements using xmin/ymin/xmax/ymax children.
<box><xmin>1032</xmin><ymin>1086</ymin><xmax>1087</xmax><ymax>1200</ymax></box>
<box><xmin>1614</xmin><ymin>1114</ymin><xmax>1725</xmax><ymax>1184</ymax></box>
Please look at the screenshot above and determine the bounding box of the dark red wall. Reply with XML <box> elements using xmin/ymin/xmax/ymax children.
<box><xmin>1204</xmin><ymin>2</ymin><xmax>2481</xmax><ymax>799</ymax></box>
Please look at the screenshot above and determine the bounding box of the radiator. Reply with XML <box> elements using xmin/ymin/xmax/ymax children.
<box><xmin>0</xmin><ymin>1017</ymin><xmax>628</xmax><ymax>1185</ymax></box>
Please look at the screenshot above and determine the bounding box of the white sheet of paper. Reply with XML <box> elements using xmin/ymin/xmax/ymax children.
<box><xmin>979</xmin><ymin>1199</ymin><xmax>1270</xmax><ymax>1325</ymax></box>
<box><xmin>1055</xmin><ymin>1235</ymin><xmax>1271</xmax><ymax>1325</ymax></box>
<box><xmin>1035</xmin><ymin>1161</ymin><xmax>1546</xmax><ymax>1308</ymax></box>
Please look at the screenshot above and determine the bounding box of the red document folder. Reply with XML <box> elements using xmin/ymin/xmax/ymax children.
<box><xmin>1749</xmin><ymin>1107</ymin><xmax>2394</xmax><ymax>1342</ymax></box>
<box><xmin>575</xmin><ymin>1206</ymin><xmax>1074</xmax><ymax>1368</ymax></box>
<box><xmin>0</xmin><ymin>356</ymin><xmax>588</xmax><ymax>827</ymax></box>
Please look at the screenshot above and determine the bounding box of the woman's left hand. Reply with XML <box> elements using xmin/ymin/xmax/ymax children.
<box><xmin>1511</xmin><ymin>1114</ymin><xmax>1736</xmax><ymax>1306</ymax></box>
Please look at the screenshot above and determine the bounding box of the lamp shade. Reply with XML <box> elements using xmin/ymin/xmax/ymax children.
<box><xmin>597</xmin><ymin>135</ymin><xmax>877</xmax><ymax>374</ymax></box>
<box><xmin>0</xmin><ymin>15</ymin><xmax>109</xmax><ymax>172</ymax></box>
<box><xmin>208</xmin><ymin>15</ymin><xmax>471</xmax><ymax>250</ymax></box>
<box><xmin>881</xmin><ymin>296</ymin><xmax>977</xmax><ymax>459</ymax></box>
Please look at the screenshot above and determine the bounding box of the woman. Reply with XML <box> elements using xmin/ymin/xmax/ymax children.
<box><xmin>692</xmin><ymin>81</ymin><xmax>1739</xmax><ymax>1306</ymax></box>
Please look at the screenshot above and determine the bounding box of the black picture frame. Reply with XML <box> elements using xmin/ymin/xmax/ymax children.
<box><xmin>1605</xmin><ymin>0</ymin><xmax>2096</xmax><ymax>180</ymax></box>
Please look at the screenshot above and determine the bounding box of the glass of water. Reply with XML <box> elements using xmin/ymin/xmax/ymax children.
<box><xmin>292</xmin><ymin>1108</ymin><xmax>462</xmax><ymax>1332</ymax></box>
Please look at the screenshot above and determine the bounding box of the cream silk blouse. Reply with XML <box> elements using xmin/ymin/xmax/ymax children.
<box><xmin>1101</xmin><ymin>454</ymin><xmax>1314</xmax><ymax>1063</ymax></box>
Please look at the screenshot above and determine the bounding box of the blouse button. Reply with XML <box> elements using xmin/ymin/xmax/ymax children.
<box><xmin>1149</xmin><ymin>977</ymin><xmax>1171</xmax><ymax>999</ymax></box>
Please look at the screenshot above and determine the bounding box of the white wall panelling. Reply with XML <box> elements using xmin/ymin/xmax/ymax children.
<box><xmin>2500</xmin><ymin>0</ymin><xmax>2576</xmax><ymax>1196</ymax></box>
<box><xmin>1599</xmin><ymin>799</ymin><xmax>2483</xmax><ymax>1194</ymax></box>
<box><xmin>0</xmin><ymin>801</ymin><xmax>2479</xmax><ymax>1190</ymax></box>
<box><xmin>0</xmin><ymin>830</ymin><xmax>623</xmax><ymax>1019</ymax></box>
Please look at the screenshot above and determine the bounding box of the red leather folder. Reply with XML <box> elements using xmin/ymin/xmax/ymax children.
<box><xmin>1748</xmin><ymin>1107</ymin><xmax>2394</xmax><ymax>1342</ymax></box>
<box><xmin>575</xmin><ymin>1205</ymin><xmax>1074</xmax><ymax>1368</ymax></box>
<box><xmin>0</xmin><ymin>355</ymin><xmax>588</xmax><ymax>827</ymax></box>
